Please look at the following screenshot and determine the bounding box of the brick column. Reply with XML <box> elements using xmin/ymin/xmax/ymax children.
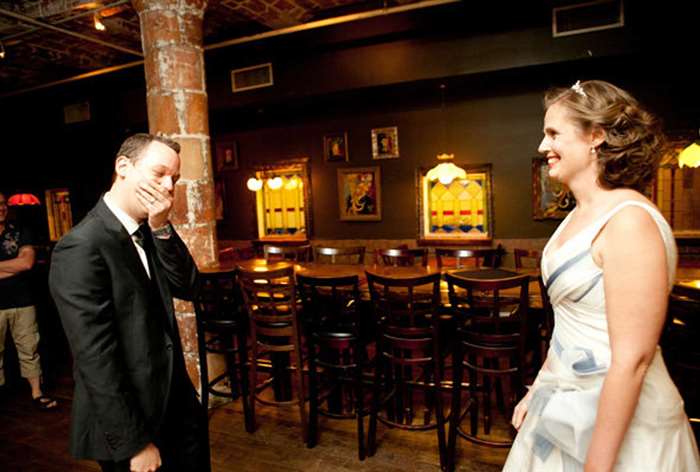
<box><xmin>132</xmin><ymin>0</ymin><xmax>217</xmax><ymax>392</ymax></box>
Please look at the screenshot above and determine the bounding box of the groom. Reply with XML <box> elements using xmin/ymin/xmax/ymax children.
<box><xmin>49</xmin><ymin>134</ymin><xmax>209</xmax><ymax>472</ymax></box>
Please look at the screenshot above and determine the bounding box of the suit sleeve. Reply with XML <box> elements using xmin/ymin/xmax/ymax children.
<box><xmin>49</xmin><ymin>233</ymin><xmax>151</xmax><ymax>461</ymax></box>
<box><xmin>151</xmin><ymin>223</ymin><xmax>199</xmax><ymax>301</ymax></box>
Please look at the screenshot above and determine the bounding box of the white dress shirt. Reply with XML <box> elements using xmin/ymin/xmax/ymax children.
<box><xmin>103</xmin><ymin>193</ymin><xmax>150</xmax><ymax>278</ymax></box>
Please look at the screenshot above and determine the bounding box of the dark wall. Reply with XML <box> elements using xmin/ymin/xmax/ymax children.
<box><xmin>1</xmin><ymin>1</ymin><xmax>697</xmax><ymax>243</ymax></box>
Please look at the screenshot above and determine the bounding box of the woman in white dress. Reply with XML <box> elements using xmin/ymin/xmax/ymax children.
<box><xmin>503</xmin><ymin>80</ymin><xmax>700</xmax><ymax>472</ymax></box>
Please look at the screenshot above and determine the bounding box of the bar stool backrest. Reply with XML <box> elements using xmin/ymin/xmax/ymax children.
<box><xmin>313</xmin><ymin>246</ymin><xmax>366</xmax><ymax>265</ymax></box>
<box><xmin>238</xmin><ymin>266</ymin><xmax>297</xmax><ymax>326</ymax></box>
<box><xmin>375</xmin><ymin>248</ymin><xmax>429</xmax><ymax>267</ymax></box>
<box><xmin>513</xmin><ymin>248</ymin><xmax>542</xmax><ymax>269</ymax></box>
<box><xmin>264</xmin><ymin>244</ymin><xmax>312</xmax><ymax>262</ymax></box>
<box><xmin>435</xmin><ymin>248</ymin><xmax>499</xmax><ymax>269</ymax></box>
<box><xmin>297</xmin><ymin>273</ymin><xmax>362</xmax><ymax>336</ymax></box>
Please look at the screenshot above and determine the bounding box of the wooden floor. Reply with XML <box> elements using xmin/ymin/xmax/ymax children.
<box><xmin>0</xmin><ymin>372</ymin><xmax>509</xmax><ymax>472</ymax></box>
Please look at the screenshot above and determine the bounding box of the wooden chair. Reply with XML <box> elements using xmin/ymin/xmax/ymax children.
<box><xmin>366</xmin><ymin>271</ymin><xmax>447</xmax><ymax>469</ymax></box>
<box><xmin>238</xmin><ymin>266</ymin><xmax>308</xmax><ymax>442</ymax></box>
<box><xmin>662</xmin><ymin>294</ymin><xmax>700</xmax><ymax>439</ymax></box>
<box><xmin>263</xmin><ymin>244</ymin><xmax>312</xmax><ymax>262</ymax></box>
<box><xmin>194</xmin><ymin>270</ymin><xmax>253</xmax><ymax>432</ymax></box>
<box><xmin>435</xmin><ymin>248</ymin><xmax>500</xmax><ymax>269</ymax></box>
<box><xmin>297</xmin><ymin>273</ymin><xmax>367</xmax><ymax>459</ymax></box>
<box><xmin>444</xmin><ymin>272</ymin><xmax>529</xmax><ymax>469</ymax></box>
<box><xmin>375</xmin><ymin>248</ymin><xmax>429</xmax><ymax>267</ymax></box>
<box><xmin>314</xmin><ymin>246</ymin><xmax>366</xmax><ymax>265</ymax></box>
<box><xmin>513</xmin><ymin>248</ymin><xmax>542</xmax><ymax>269</ymax></box>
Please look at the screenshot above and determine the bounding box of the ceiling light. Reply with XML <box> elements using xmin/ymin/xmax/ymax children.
<box><xmin>93</xmin><ymin>13</ymin><xmax>106</xmax><ymax>31</ymax></box>
<box><xmin>267</xmin><ymin>177</ymin><xmax>283</xmax><ymax>190</ymax></box>
<box><xmin>8</xmin><ymin>193</ymin><xmax>41</xmax><ymax>206</ymax></box>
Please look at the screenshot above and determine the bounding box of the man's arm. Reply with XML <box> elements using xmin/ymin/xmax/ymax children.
<box><xmin>49</xmin><ymin>233</ymin><xmax>151</xmax><ymax>462</ymax></box>
<box><xmin>0</xmin><ymin>245</ymin><xmax>35</xmax><ymax>279</ymax></box>
<box><xmin>151</xmin><ymin>224</ymin><xmax>198</xmax><ymax>301</ymax></box>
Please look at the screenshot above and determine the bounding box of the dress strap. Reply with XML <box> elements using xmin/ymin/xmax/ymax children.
<box><xmin>583</xmin><ymin>200</ymin><xmax>677</xmax><ymax>289</ymax></box>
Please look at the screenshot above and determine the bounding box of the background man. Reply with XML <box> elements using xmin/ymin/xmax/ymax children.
<box><xmin>0</xmin><ymin>191</ymin><xmax>57</xmax><ymax>410</ymax></box>
<box><xmin>49</xmin><ymin>134</ymin><xmax>209</xmax><ymax>472</ymax></box>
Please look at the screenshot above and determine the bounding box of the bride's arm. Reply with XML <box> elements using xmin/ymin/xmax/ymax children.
<box><xmin>584</xmin><ymin>206</ymin><xmax>669</xmax><ymax>472</ymax></box>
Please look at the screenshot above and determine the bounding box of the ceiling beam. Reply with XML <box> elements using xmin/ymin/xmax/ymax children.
<box><xmin>0</xmin><ymin>6</ymin><xmax>142</xmax><ymax>57</ymax></box>
<box><xmin>0</xmin><ymin>0</ymin><xmax>130</xmax><ymax>43</ymax></box>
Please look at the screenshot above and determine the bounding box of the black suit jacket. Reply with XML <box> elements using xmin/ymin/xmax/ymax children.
<box><xmin>49</xmin><ymin>199</ymin><xmax>199</xmax><ymax>461</ymax></box>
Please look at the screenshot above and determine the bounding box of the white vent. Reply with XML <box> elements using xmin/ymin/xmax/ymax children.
<box><xmin>231</xmin><ymin>63</ymin><xmax>273</xmax><ymax>93</ymax></box>
<box><xmin>552</xmin><ymin>0</ymin><xmax>624</xmax><ymax>38</ymax></box>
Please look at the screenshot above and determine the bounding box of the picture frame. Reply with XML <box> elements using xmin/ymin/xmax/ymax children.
<box><xmin>323</xmin><ymin>132</ymin><xmax>349</xmax><ymax>162</ymax></box>
<box><xmin>532</xmin><ymin>157</ymin><xmax>575</xmax><ymax>220</ymax></box>
<box><xmin>337</xmin><ymin>166</ymin><xmax>382</xmax><ymax>221</ymax></box>
<box><xmin>371</xmin><ymin>126</ymin><xmax>399</xmax><ymax>160</ymax></box>
<box><xmin>215</xmin><ymin>140</ymin><xmax>239</xmax><ymax>172</ymax></box>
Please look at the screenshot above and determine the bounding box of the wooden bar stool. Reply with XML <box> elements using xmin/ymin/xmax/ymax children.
<box><xmin>194</xmin><ymin>270</ymin><xmax>253</xmax><ymax>432</ymax></box>
<box><xmin>444</xmin><ymin>272</ymin><xmax>529</xmax><ymax>470</ymax></box>
<box><xmin>297</xmin><ymin>273</ymin><xmax>368</xmax><ymax>459</ymax></box>
<box><xmin>366</xmin><ymin>271</ymin><xmax>447</xmax><ymax>469</ymax></box>
<box><xmin>238</xmin><ymin>265</ymin><xmax>308</xmax><ymax>442</ymax></box>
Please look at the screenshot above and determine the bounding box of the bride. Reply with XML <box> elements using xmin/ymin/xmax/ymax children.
<box><xmin>503</xmin><ymin>80</ymin><xmax>700</xmax><ymax>471</ymax></box>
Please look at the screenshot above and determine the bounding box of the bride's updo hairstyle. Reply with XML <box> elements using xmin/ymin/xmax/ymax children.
<box><xmin>544</xmin><ymin>80</ymin><xmax>665</xmax><ymax>192</ymax></box>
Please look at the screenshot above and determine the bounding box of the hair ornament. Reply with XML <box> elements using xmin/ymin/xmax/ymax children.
<box><xmin>571</xmin><ymin>80</ymin><xmax>587</xmax><ymax>98</ymax></box>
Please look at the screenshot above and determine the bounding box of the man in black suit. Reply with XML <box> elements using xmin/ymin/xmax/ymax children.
<box><xmin>49</xmin><ymin>134</ymin><xmax>209</xmax><ymax>472</ymax></box>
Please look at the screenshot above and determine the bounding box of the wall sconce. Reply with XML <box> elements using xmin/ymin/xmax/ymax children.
<box><xmin>0</xmin><ymin>41</ymin><xmax>6</xmax><ymax>59</ymax></box>
<box><xmin>679</xmin><ymin>129</ymin><xmax>700</xmax><ymax>168</ymax></box>
<box><xmin>8</xmin><ymin>193</ymin><xmax>41</xmax><ymax>206</ymax></box>
<box><xmin>267</xmin><ymin>177</ymin><xmax>283</xmax><ymax>190</ymax></box>
<box><xmin>246</xmin><ymin>177</ymin><xmax>263</xmax><ymax>191</ymax></box>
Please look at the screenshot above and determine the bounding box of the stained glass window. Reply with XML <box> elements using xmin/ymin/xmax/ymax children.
<box><xmin>418</xmin><ymin>164</ymin><xmax>493</xmax><ymax>242</ymax></box>
<box><xmin>253</xmin><ymin>159</ymin><xmax>311</xmax><ymax>240</ymax></box>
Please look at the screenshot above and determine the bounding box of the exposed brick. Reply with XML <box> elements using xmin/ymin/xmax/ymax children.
<box><xmin>174</xmin><ymin>298</ymin><xmax>196</xmax><ymax>314</ymax></box>
<box><xmin>181</xmin><ymin>12</ymin><xmax>204</xmax><ymax>47</ymax></box>
<box><xmin>178</xmin><ymin>223</ymin><xmax>217</xmax><ymax>268</ymax></box>
<box><xmin>188</xmin><ymin>179</ymin><xmax>216</xmax><ymax>222</ymax></box>
<box><xmin>141</xmin><ymin>10</ymin><xmax>180</xmax><ymax>46</ymax></box>
<box><xmin>175</xmin><ymin>312</ymin><xmax>198</xmax><ymax>353</ymax></box>
<box><xmin>143</xmin><ymin>54</ymin><xmax>161</xmax><ymax>91</ymax></box>
<box><xmin>177</xmin><ymin>138</ymin><xmax>205</xmax><ymax>180</ymax></box>
<box><xmin>170</xmin><ymin>182</ymin><xmax>189</xmax><ymax>225</ymax></box>
<box><xmin>183</xmin><ymin>92</ymin><xmax>209</xmax><ymax>134</ymax></box>
<box><xmin>184</xmin><ymin>353</ymin><xmax>201</xmax><ymax>391</ymax></box>
<box><xmin>147</xmin><ymin>94</ymin><xmax>179</xmax><ymax>135</ymax></box>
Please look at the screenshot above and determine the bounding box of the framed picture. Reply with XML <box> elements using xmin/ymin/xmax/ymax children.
<box><xmin>337</xmin><ymin>166</ymin><xmax>382</xmax><ymax>221</ymax></box>
<box><xmin>323</xmin><ymin>132</ymin><xmax>349</xmax><ymax>162</ymax></box>
<box><xmin>532</xmin><ymin>157</ymin><xmax>575</xmax><ymax>220</ymax></box>
<box><xmin>371</xmin><ymin>126</ymin><xmax>399</xmax><ymax>160</ymax></box>
<box><xmin>215</xmin><ymin>140</ymin><xmax>239</xmax><ymax>172</ymax></box>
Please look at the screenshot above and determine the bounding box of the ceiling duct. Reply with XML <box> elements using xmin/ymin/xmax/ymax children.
<box><xmin>552</xmin><ymin>0</ymin><xmax>624</xmax><ymax>37</ymax></box>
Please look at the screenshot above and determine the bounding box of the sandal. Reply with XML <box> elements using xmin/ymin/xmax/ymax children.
<box><xmin>33</xmin><ymin>395</ymin><xmax>58</xmax><ymax>411</ymax></box>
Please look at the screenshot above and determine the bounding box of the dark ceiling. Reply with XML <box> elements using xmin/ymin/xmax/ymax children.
<box><xmin>0</xmin><ymin>0</ymin><xmax>425</xmax><ymax>96</ymax></box>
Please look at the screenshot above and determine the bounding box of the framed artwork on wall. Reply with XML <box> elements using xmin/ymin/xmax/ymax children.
<box><xmin>371</xmin><ymin>126</ymin><xmax>399</xmax><ymax>160</ymax></box>
<box><xmin>532</xmin><ymin>156</ymin><xmax>575</xmax><ymax>220</ymax></box>
<box><xmin>323</xmin><ymin>132</ymin><xmax>349</xmax><ymax>162</ymax></box>
<box><xmin>215</xmin><ymin>140</ymin><xmax>239</xmax><ymax>172</ymax></box>
<box><xmin>337</xmin><ymin>166</ymin><xmax>382</xmax><ymax>221</ymax></box>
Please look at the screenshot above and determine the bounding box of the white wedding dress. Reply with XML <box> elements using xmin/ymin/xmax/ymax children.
<box><xmin>503</xmin><ymin>200</ymin><xmax>700</xmax><ymax>472</ymax></box>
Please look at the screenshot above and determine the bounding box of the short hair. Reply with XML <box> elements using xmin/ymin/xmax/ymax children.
<box><xmin>116</xmin><ymin>133</ymin><xmax>181</xmax><ymax>162</ymax></box>
<box><xmin>543</xmin><ymin>80</ymin><xmax>665</xmax><ymax>193</ymax></box>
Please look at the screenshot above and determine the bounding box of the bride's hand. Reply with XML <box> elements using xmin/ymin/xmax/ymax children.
<box><xmin>511</xmin><ymin>387</ymin><xmax>535</xmax><ymax>430</ymax></box>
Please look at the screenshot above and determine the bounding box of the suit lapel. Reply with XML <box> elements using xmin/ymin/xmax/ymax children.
<box><xmin>93</xmin><ymin>199</ymin><xmax>152</xmax><ymax>289</ymax></box>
